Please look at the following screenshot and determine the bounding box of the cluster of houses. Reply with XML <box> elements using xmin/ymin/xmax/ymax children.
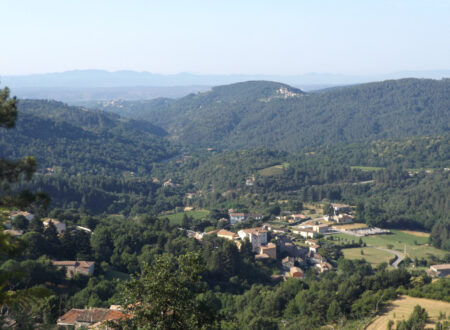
<box><xmin>278</xmin><ymin>236</ymin><xmax>333</xmax><ymax>279</ymax></box>
<box><xmin>5</xmin><ymin>210</ymin><xmax>95</xmax><ymax>280</ymax></box>
<box><xmin>190</xmin><ymin>221</ymin><xmax>334</xmax><ymax>279</ymax></box>
<box><xmin>228</xmin><ymin>209</ymin><xmax>263</xmax><ymax>225</ymax></box>
<box><xmin>202</xmin><ymin>224</ymin><xmax>277</xmax><ymax>260</ymax></box>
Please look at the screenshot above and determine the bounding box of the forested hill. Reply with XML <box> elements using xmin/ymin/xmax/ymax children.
<box><xmin>97</xmin><ymin>78</ymin><xmax>450</xmax><ymax>151</ymax></box>
<box><xmin>0</xmin><ymin>100</ymin><xmax>177</xmax><ymax>175</ymax></box>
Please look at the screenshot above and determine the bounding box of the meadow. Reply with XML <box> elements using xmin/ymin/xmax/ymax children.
<box><xmin>342</xmin><ymin>247</ymin><xmax>393</xmax><ymax>267</ymax></box>
<box><xmin>367</xmin><ymin>295</ymin><xmax>450</xmax><ymax>330</ymax></box>
<box><xmin>329</xmin><ymin>230</ymin><xmax>447</xmax><ymax>259</ymax></box>
<box><xmin>258</xmin><ymin>162</ymin><xmax>289</xmax><ymax>176</ymax></box>
<box><xmin>159</xmin><ymin>209</ymin><xmax>210</xmax><ymax>225</ymax></box>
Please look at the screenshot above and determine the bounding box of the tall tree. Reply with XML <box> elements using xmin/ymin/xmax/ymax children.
<box><xmin>115</xmin><ymin>252</ymin><xmax>216</xmax><ymax>329</ymax></box>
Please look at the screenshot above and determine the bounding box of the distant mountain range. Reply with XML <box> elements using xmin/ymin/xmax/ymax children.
<box><xmin>1</xmin><ymin>69</ymin><xmax>449</xmax><ymax>101</ymax></box>
<box><xmin>93</xmin><ymin>78</ymin><xmax>450</xmax><ymax>151</ymax></box>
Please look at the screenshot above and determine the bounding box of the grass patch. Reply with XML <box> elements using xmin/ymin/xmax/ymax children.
<box><xmin>160</xmin><ymin>209</ymin><xmax>210</xmax><ymax>226</ymax></box>
<box><xmin>367</xmin><ymin>295</ymin><xmax>450</xmax><ymax>330</ymax></box>
<box><xmin>342</xmin><ymin>247</ymin><xmax>393</xmax><ymax>267</ymax></box>
<box><xmin>399</xmin><ymin>230</ymin><xmax>430</xmax><ymax>238</ymax></box>
<box><xmin>258</xmin><ymin>163</ymin><xmax>289</xmax><ymax>176</ymax></box>
<box><xmin>329</xmin><ymin>230</ymin><xmax>446</xmax><ymax>259</ymax></box>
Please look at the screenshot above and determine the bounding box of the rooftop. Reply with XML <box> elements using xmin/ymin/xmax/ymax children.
<box><xmin>431</xmin><ymin>264</ymin><xmax>450</xmax><ymax>270</ymax></box>
<box><xmin>57</xmin><ymin>308</ymin><xmax>131</xmax><ymax>325</ymax></box>
<box><xmin>217</xmin><ymin>229</ymin><xmax>238</xmax><ymax>239</ymax></box>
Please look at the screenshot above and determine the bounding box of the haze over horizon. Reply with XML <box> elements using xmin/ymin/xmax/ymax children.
<box><xmin>1</xmin><ymin>0</ymin><xmax>449</xmax><ymax>77</ymax></box>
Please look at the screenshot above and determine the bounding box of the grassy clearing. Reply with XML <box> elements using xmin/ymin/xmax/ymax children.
<box><xmin>367</xmin><ymin>295</ymin><xmax>450</xmax><ymax>330</ymax></box>
<box><xmin>329</xmin><ymin>230</ymin><xmax>447</xmax><ymax>259</ymax></box>
<box><xmin>160</xmin><ymin>209</ymin><xmax>210</xmax><ymax>226</ymax></box>
<box><xmin>400</xmin><ymin>230</ymin><xmax>430</xmax><ymax>238</ymax></box>
<box><xmin>258</xmin><ymin>162</ymin><xmax>289</xmax><ymax>176</ymax></box>
<box><xmin>350</xmin><ymin>165</ymin><xmax>385</xmax><ymax>171</ymax></box>
<box><xmin>342</xmin><ymin>247</ymin><xmax>393</xmax><ymax>267</ymax></box>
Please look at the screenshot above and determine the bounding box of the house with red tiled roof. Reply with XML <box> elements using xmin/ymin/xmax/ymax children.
<box><xmin>217</xmin><ymin>229</ymin><xmax>239</xmax><ymax>240</ymax></box>
<box><xmin>290</xmin><ymin>267</ymin><xmax>304</xmax><ymax>278</ymax></box>
<box><xmin>51</xmin><ymin>261</ymin><xmax>95</xmax><ymax>278</ymax></box>
<box><xmin>57</xmin><ymin>307</ymin><xmax>131</xmax><ymax>328</ymax></box>
<box><xmin>258</xmin><ymin>243</ymin><xmax>277</xmax><ymax>259</ymax></box>
<box><xmin>429</xmin><ymin>264</ymin><xmax>450</xmax><ymax>277</ymax></box>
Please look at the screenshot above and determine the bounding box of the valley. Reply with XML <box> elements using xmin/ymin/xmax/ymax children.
<box><xmin>1</xmin><ymin>78</ymin><xmax>449</xmax><ymax>329</ymax></box>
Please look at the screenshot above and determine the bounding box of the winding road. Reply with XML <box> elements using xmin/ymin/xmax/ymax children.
<box><xmin>372</xmin><ymin>246</ymin><xmax>404</xmax><ymax>268</ymax></box>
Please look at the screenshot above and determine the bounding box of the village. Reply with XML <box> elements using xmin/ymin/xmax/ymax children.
<box><xmin>3</xmin><ymin>204</ymin><xmax>450</xmax><ymax>328</ymax></box>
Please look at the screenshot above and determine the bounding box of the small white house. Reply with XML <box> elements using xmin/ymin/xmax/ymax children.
<box><xmin>43</xmin><ymin>219</ymin><xmax>66</xmax><ymax>235</ymax></box>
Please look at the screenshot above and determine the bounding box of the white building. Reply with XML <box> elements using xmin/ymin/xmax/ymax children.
<box><xmin>229</xmin><ymin>213</ymin><xmax>246</xmax><ymax>224</ymax></box>
<box><xmin>43</xmin><ymin>219</ymin><xmax>66</xmax><ymax>235</ymax></box>
<box><xmin>238</xmin><ymin>227</ymin><xmax>268</xmax><ymax>251</ymax></box>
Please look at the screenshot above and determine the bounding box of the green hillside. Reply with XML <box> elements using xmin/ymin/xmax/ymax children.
<box><xmin>0</xmin><ymin>100</ymin><xmax>177</xmax><ymax>176</ymax></box>
<box><xmin>97</xmin><ymin>78</ymin><xmax>450</xmax><ymax>151</ymax></box>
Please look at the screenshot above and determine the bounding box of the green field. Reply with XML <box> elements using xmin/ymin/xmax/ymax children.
<box><xmin>330</xmin><ymin>230</ymin><xmax>447</xmax><ymax>259</ymax></box>
<box><xmin>159</xmin><ymin>209</ymin><xmax>210</xmax><ymax>225</ymax></box>
<box><xmin>342</xmin><ymin>247</ymin><xmax>393</xmax><ymax>267</ymax></box>
<box><xmin>258</xmin><ymin>162</ymin><xmax>289</xmax><ymax>176</ymax></box>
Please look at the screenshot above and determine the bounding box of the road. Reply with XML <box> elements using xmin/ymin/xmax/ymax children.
<box><xmin>372</xmin><ymin>246</ymin><xmax>404</xmax><ymax>268</ymax></box>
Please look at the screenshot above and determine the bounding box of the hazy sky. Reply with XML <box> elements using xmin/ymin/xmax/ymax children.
<box><xmin>1</xmin><ymin>0</ymin><xmax>449</xmax><ymax>75</ymax></box>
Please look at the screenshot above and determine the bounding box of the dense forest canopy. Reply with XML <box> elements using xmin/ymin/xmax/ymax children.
<box><xmin>0</xmin><ymin>100</ymin><xmax>177</xmax><ymax>176</ymax></box>
<box><xmin>93</xmin><ymin>78</ymin><xmax>450</xmax><ymax>151</ymax></box>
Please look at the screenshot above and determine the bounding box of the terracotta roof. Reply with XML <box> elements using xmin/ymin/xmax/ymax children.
<box><xmin>58</xmin><ymin>308</ymin><xmax>131</xmax><ymax>326</ymax></box>
<box><xmin>260</xmin><ymin>243</ymin><xmax>276</xmax><ymax>250</ymax></box>
<box><xmin>217</xmin><ymin>229</ymin><xmax>238</xmax><ymax>239</ymax></box>
<box><xmin>240</xmin><ymin>227</ymin><xmax>266</xmax><ymax>235</ymax></box>
<box><xmin>58</xmin><ymin>309</ymin><xmax>83</xmax><ymax>324</ymax></box>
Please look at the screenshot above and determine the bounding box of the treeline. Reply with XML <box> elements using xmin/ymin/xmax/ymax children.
<box><xmin>16</xmin><ymin>174</ymin><xmax>185</xmax><ymax>215</ymax></box>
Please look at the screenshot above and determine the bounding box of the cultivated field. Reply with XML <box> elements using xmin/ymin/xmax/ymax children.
<box><xmin>329</xmin><ymin>230</ymin><xmax>447</xmax><ymax>259</ymax></box>
<box><xmin>367</xmin><ymin>295</ymin><xmax>450</xmax><ymax>330</ymax></box>
<box><xmin>159</xmin><ymin>209</ymin><xmax>210</xmax><ymax>225</ymax></box>
<box><xmin>342</xmin><ymin>247</ymin><xmax>393</xmax><ymax>267</ymax></box>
